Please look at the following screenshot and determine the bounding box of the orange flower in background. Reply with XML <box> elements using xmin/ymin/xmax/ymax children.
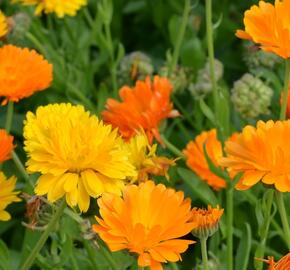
<box><xmin>0</xmin><ymin>45</ymin><xmax>53</xmax><ymax>105</ymax></box>
<box><xmin>0</xmin><ymin>129</ymin><xmax>14</xmax><ymax>163</ymax></box>
<box><xmin>256</xmin><ymin>253</ymin><xmax>290</xmax><ymax>270</ymax></box>
<box><xmin>190</xmin><ymin>206</ymin><xmax>224</xmax><ymax>238</ymax></box>
<box><xmin>236</xmin><ymin>0</ymin><xmax>290</xmax><ymax>59</ymax></box>
<box><xmin>93</xmin><ymin>181</ymin><xmax>196</xmax><ymax>270</ymax></box>
<box><xmin>102</xmin><ymin>76</ymin><xmax>179</xmax><ymax>144</ymax></box>
<box><xmin>221</xmin><ymin>120</ymin><xmax>290</xmax><ymax>192</ymax></box>
<box><xmin>183</xmin><ymin>129</ymin><xmax>226</xmax><ymax>190</ymax></box>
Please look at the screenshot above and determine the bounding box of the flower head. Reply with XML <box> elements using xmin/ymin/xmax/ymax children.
<box><xmin>93</xmin><ymin>181</ymin><xmax>196</xmax><ymax>270</ymax></box>
<box><xmin>0</xmin><ymin>10</ymin><xmax>8</xmax><ymax>39</ymax></box>
<box><xmin>190</xmin><ymin>206</ymin><xmax>224</xmax><ymax>239</ymax></box>
<box><xmin>102</xmin><ymin>76</ymin><xmax>179</xmax><ymax>144</ymax></box>
<box><xmin>0</xmin><ymin>129</ymin><xmax>14</xmax><ymax>163</ymax></box>
<box><xmin>256</xmin><ymin>253</ymin><xmax>290</xmax><ymax>270</ymax></box>
<box><xmin>0</xmin><ymin>172</ymin><xmax>21</xmax><ymax>221</ymax></box>
<box><xmin>0</xmin><ymin>45</ymin><xmax>53</xmax><ymax>105</ymax></box>
<box><xmin>125</xmin><ymin>133</ymin><xmax>176</xmax><ymax>183</ymax></box>
<box><xmin>183</xmin><ymin>129</ymin><xmax>226</xmax><ymax>190</ymax></box>
<box><xmin>236</xmin><ymin>0</ymin><xmax>290</xmax><ymax>59</ymax></box>
<box><xmin>220</xmin><ymin>120</ymin><xmax>290</xmax><ymax>192</ymax></box>
<box><xmin>24</xmin><ymin>103</ymin><xmax>136</xmax><ymax>212</ymax></box>
<box><xmin>12</xmin><ymin>0</ymin><xmax>87</xmax><ymax>18</ymax></box>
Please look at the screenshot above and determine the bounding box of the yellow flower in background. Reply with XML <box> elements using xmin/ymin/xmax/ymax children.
<box><xmin>0</xmin><ymin>172</ymin><xmax>21</xmax><ymax>221</ymax></box>
<box><xmin>0</xmin><ymin>11</ymin><xmax>8</xmax><ymax>39</ymax></box>
<box><xmin>125</xmin><ymin>132</ymin><xmax>176</xmax><ymax>182</ymax></box>
<box><xmin>93</xmin><ymin>181</ymin><xmax>196</xmax><ymax>270</ymax></box>
<box><xmin>24</xmin><ymin>103</ymin><xmax>136</xmax><ymax>212</ymax></box>
<box><xmin>221</xmin><ymin>120</ymin><xmax>290</xmax><ymax>192</ymax></box>
<box><xmin>12</xmin><ymin>0</ymin><xmax>87</xmax><ymax>18</ymax></box>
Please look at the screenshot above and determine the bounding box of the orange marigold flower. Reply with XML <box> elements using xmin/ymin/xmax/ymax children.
<box><xmin>183</xmin><ymin>129</ymin><xmax>226</xmax><ymax>190</ymax></box>
<box><xmin>236</xmin><ymin>0</ymin><xmax>290</xmax><ymax>59</ymax></box>
<box><xmin>0</xmin><ymin>129</ymin><xmax>14</xmax><ymax>163</ymax></box>
<box><xmin>102</xmin><ymin>76</ymin><xmax>179</xmax><ymax>144</ymax></box>
<box><xmin>0</xmin><ymin>45</ymin><xmax>53</xmax><ymax>105</ymax></box>
<box><xmin>92</xmin><ymin>181</ymin><xmax>196</xmax><ymax>270</ymax></box>
<box><xmin>190</xmin><ymin>205</ymin><xmax>224</xmax><ymax>239</ymax></box>
<box><xmin>256</xmin><ymin>253</ymin><xmax>290</xmax><ymax>270</ymax></box>
<box><xmin>220</xmin><ymin>120</ymin><xmax>290</xmax><ymax>192</ymax></box>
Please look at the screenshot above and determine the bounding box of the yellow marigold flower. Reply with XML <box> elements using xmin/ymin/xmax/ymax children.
<box><xmin>0</xmin><ymin>172</ymin><xmax>21</xmax><ymax>221</ymax></box>
<box><xmin>256</xmin><ymin>253</ymin><xmax>290</xmax><ymax>270</ymax></box>
<box><xmin>190</xmin><ymin>206</ymin><xmax>224</xmax><ymax>239</ymax></box>
<box><xmin>0</xmin><ymin>129</ymin><xmax>14</xmax><ymax>163</ymax></box>
<box><xmin>183</xmin><ymin>129</ymin><xmax>226</xmax><ymax>190</ymax></box>
<box><xmin>236</xmin><ymin>0</ymin><xmax>290</xmax><ymax>59</ymax></box>
<box><xmin>93</xmin><ymin>181</ymin><xmax>196</xmax><ymax>270</ymax></box>
<box><xmin>220</xmin><ymin>120</ymin><xmax>290</xmax><ymax>192</ymax></box>
<box><xmin>125</xmin><ymin>133</ymin><xmax>176</xmax><ymax>182</ymax></box>
<box><xmin>0</xmin><ymin>10</ymin><xmax>8</xmax><ymax>39</ymax></box>
<box><xmin>12</xmin><ymin>0</ymin><xmax>87</xmax><ymax>18</ymax></box>
<box><xmin>24</xmin><ymin>103</ymin><xmax>137</xmax><ymax>212</ymax></box>
<box><xmin>0</xmin><ymin>45</ymin><xmax>53</xmax><ymax>105</ymax></box>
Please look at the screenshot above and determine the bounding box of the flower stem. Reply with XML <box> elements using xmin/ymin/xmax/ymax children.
<box><xmin>12</xmin><ymin>151</ymin><xmax>34</xmax><ymax>188</ymax></box>
<box><xmin>20</xmin><ymin>200</ymin><xmax>66</xmax><ymax>270</ymax></box>
<box><xmin>83</xmin><ymin>240</ymin><xmax>99</xmax><ymax>270</ymax></box>
<box><xmin>160</xmin><ymin>134</ymin><xmax>185</xmax><ymax>159</ymax></box>
<box><xmin>275</xmin><ymin>191</ymin><xmax>290</xmax><ymax>250</ymax></box>
<box><xmin>170</xmin><ymin>262</ymin><xmax>179</xmax><ymax>270</ymax></box>
<box><xmin>99</xmin><ymin>244</ymin><xmax>118</xmax><ymax>270</ymax></box>
<box><xmin>200</xmin><ymin>237</ymin><xmax>209</xmax><ymax>270</ymax></box>
<box><xmin>280</xmin><ymin>59</ymin><xmax>290</xmax><ymax>120</ymax></box>
<box><xmin>205</xmin><ymin>0</ymin><xmax>218</xmax><ymax>116</ymax></box>
<box><xmin>168</xmin><ymin>0</ymin><xmax>191</xmax><ymax>76</ymax></box>
<box><xmin>226</xmin><ymin>187</ymin><xmax>234</xmax><ymax>270</ymax></box>
<box><xmin>5</xmin><ymin>101</ymin><xmax>14</xmax><ymax>133</ymax></box>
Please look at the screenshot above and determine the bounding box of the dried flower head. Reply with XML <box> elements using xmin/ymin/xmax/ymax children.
<box><xmin>0</xmin><ymin>45</ymin><xmax>53</xmax><ymax>105</ymax></box>
<box><xmin>0</xmin><ymin>129</ymin><xmax>14</xmax><ymax>163</ymax></box>
<box><xmin>93</xmin><ymin>181</ymin><xmax>196</xmax><ymax>270</ymax></box>
<box><xmin>102</xmin><ymin>76</ymin><xmax>179</xmax><ymax>144</ymax></box>
<box><xmin>24</xmin><ymin>103</ymin><xmax>136</xmax><ymax>212</ymax></box>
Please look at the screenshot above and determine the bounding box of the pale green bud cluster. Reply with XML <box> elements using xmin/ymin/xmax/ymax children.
<box><xmin>231</xmin><ymin>73</ymin><xmax>273</xmax><ymax>119</ymax></box>
<box><xmin>8</xmin><ymin>13</ymin><xmax>31</xmax><ymax>43</ymax></box>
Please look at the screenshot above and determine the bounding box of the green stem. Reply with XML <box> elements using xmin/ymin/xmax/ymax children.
<box><xmin>205</xmin><ymin>0</ymin><xmax>218</xmax><ymax>117</ymax></box>
<box><xmin>255</xmin><ymin>190</ymin><xmax>274</xmax><ymax>270</ymax></box>
<box><xmin>25</xmin><ymin>32</ymin><xmax>47</xmax><ymax>56</ymax></box>
<box><xmin>280</xmin><ymin>59</ymin><xmax>290</xmax><ymax>120</ymax></box>
<box><xmin>12</xmin><ymin>151</ymin><xmax>34</xmax><ymax>188</ymax></box>
<box><xmin>160</xmin><ymin>134</ymin><xmax>185</xmax><ymax>159</ymax></box>
<box><xmin>168</xmin><ymin>0</ymin><xmax>191</xmax><ymax>76</ymax></box>
<box><xmin>83</xmin><ymin>240</ymin><xmax>99</xmax><ymax>270</ymax></box>
<box><xmin>200</xmin><ymin>237</ymin><xmax>209</xmax><ymax>270</ymax></box>
<box><xmin>170</xmin><ymin>262</ymin><xmax>179</xmax><ymax>270</ymax></box>
<box><xmin>5</xmin><ymin>101</ymin><xmax>14</xmax><ymax>133</ymax></box>
<box><xmin>226</xmin><ymin>187</ymin><xmax>233</xmax><ymax>270</ymax></box>
<box><xmin>83</xmin><ymin>8</ymin><xmax>94</xmax><ymax>28</ymax></box>
<box><xmin>20</xmin><ymin>200</ymin><xmax>66</xmax><ymax>270</ymax></box>
<box><xmin>275</xmin><ymin>191</ymin><xmax>290</xmax><ymax>250</ymax></box>
<box><xmin>99</xmin><ymin>244</ymin><xmax>118</xmax><ymax>270</ymax></box>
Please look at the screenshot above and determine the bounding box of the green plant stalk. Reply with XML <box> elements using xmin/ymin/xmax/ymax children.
<box><xmin>83</xmin><ymin>240</ymin><xmax>99</xmax><ymax>270</ymax></box>
<box><xmin>20</xmin><ymin>200</ymin><xmax>66</xmax><ymax>270</ymax></box>
<box><xmin>255</xmin><ymin>190</ymin><xmax>274</xmax><ymax>270</ymax></box>
<box><xmin>25</xmin><ymin>32</ymin><xmax>47</xmax><ymax>56</ymax></box>
<box><xmin>205</xmin><ymin>0</ymin><xmax>218</xmax><ymax>117</ymax></box>
<box><xmin>168</xmin><ymin>0</ymin><xmax>191</xmax><ymax>76</ymax></box>
<box><xmin>170</xmin><ymin>262</ymin><xmax>179</xmax><ymax>270</ymax></box>
<box><xmin>200</xmin><ymin>237</ymin><xmax>209</xmax><ymax>270</ymax></box>
<box><xmin>226</xmin><ymin>187</ymin><xmax>233</xmax><ymax>270</ymax></box>
<box><xmin>5</xmin><ymin>101</ymin><xmax>14</xmax><ymax>133</ymax></box>
<box><xmin>99</xmin><ymin>244</ymin><xmax>118</xmax><ymax>270</ymax></box>
<box><xmin>276</xmin><ymin>191</ymin><xmax>290</xmax><ymax>250</ymax></box>
<box><xmin>160</xmin><ymin>134</ymin><xmax>185</xmax><ymax>159</ymax></box>
<box><xmin>280</xmin><ymin>59</ymin><xmax>290</xmax><ymax>120</ymax></box>
<box><xmin>12</xmin><ymin>152</ymin><xmax>34</xmax><ymax>188</ymax></box>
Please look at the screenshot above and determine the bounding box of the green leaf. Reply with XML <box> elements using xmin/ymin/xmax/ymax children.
<box><xmin>0</xmin><ymin>240</ymin><xmax>11</xmax><ymax>270</ymax></box>
<box><xmin>199</xmin><ymin>99</ymin><xmax>216</xmax><ymax>125</ymax></box>
<box><xmin>235</xmin><ymin>223</ymin><xmax>252</xmax><ymax>270</ymax></box>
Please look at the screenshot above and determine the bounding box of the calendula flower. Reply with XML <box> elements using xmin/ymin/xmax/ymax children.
<box><xmin>0</xmin><ymin>172</ymin><xmax>20</xmax><ymax>221</ymax></box>
<box><xmin>190</xmin><ymin>206</ymin><xmax>224</xmax><ymax>239</ymax></box>
<box><xmin>12</xmin><ymin>0</ymin><xmax>87</xmax><ymax>18</ymax></box>
<box><xmin>24</xmin><ymin>103</ymin><xmax>136</xmax><ymax>212</ymax></box>
<box><xmin>93</xmin><ymin>181</ymin><xmax>196</xmax><ymax>270</ymax></box>
<box><xmin>0</xmin><ymin>129</ymin><xmax>14</xmax><ymax>163</ymax></box>
<box><xmin>102</xmin><ymin>76</ymin><xmax>179</xmax><ymax>144</ymax></box>
<box><xmin>236</xmin><ymin>0</ymin><xmax>290</xmax><ymax>59</ymax></box>
<box><xmin>0</xmin><ymin>11</ymin><xmax>8</xmax><ymax>39</ymax></box>
<box><xmin>0</xmin><ymin>45</ymin><xmax>53</xmax><ymax>105</ymax></box>
<box><xmin>256</xmin><ymin>253</ymin><xmax>290</xmax><ymax>270</ymax></box>
<box><xmin>220</xmin><ymin>120</ymin><xmax>290</xmax><ymax>192</ymax></box>
<box><xmin>125</xmin><ymin>133</ymin><xmax>176</xmax><ymax>182</ymax></box>
<box><xmin>183</xmin><ymin>129</ymin><xmax>226</xmax><ymax>190</ymax></box>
